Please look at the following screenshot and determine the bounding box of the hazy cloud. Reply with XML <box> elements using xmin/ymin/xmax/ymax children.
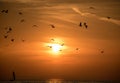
<box><xmin>72</xmin><ymin>7</ymin><xmax>120</xmax><ymax>26</ymax></box>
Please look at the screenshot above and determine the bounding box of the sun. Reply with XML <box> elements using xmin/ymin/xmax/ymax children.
<box><xmin>51</xmin><ymin>44</ymin><xmax>62</xmax><ymax>53</ymax></box>
<box><xmin>47</xmin><ymin>43</ymin><xmax>64</xmax><ymax>55</ymax></box>
<box><xmin>46</xmin><ymin>38</ymin><xmax>66</xmax><ymax>55</ymax></box>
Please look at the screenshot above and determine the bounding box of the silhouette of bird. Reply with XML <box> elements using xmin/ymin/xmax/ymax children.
<box><xmin>50</xmin><ymin>46</ymin><xmax>52</xmax><ymax>48</ymax></box>
<box><xmin>22</xmin><ymin>40</ymin><xmax>25</xmax><ymax>42</ymax></box>
<box><xmin>11</xmin><ymin>39</ymin><xmax>14</xmax><ymax>42</ymax></box>
<box><xmin>1</xmin><ymin>10</ymin><xmax>8</xmax><ymax>13</ymax></box>
<box><xmin>19</xmin><ymin>12</ymin><xmax>22</xmax><ymax>15</ymax></box>
<box><xmin>20</xmin><ymin>19</ymin><xmax>25</xmax><ymax>22</ymax></box>
<box><xmin>89</xmin><ymin>6</ymin><xmax>95</xmax><ymax>9</ymax></box>
<box><xmin>6</xmin><ymin>27</ymin><xmax>12</xmax><ymax>33</ymax></box>
<box><xmin>61</xmin><ymin>43</ymin><xmax>64</xmax><ymax>46</ymax></box>
<box><xmin>107</xmin><ymin>16</ymin><xmax>111</xmax><ymax>19</ymax></box>
<box><xmin>48</xmin><ymin>46</ymin><xmax>52</xmax><ymax>48</ymax></box>
<box><xmin>32</xmin><ymin>25</ymin><xmax>38</xmax><ymax>27</ymax></box>
<box><xmin>59</xmin><ymin>49</ymin><xmax>62</xmax><ymax>51</ymax></box>
<box><xmin>4</xmin><ymin>35</ymin><xmax>8</xmax><ymax>38</ymax></box>
<box><xmin>84</xmin><ymin>22</ymin><xmax>88</xmax><ymax>29</ymax></box>
<box><xmin>101</xmin><ymin>50</ymin><xmax>104</xmax><ymax>54</ymax></box>
<box><xmin>50</xmin><ymin>24</ymin><xmax>55</xmax><ymax>28</ymax></box>
<box><xmin>9</xmin><ymin>27</ymin><xmax>12</xmax><ymax>31</ymax></box>
<box><xmin>1</xmin><ymin>10</ymin><xmax>5</xmax><ymax>13</ymax></box>
<box><xmin>84</xmin><ymin>25</ymin><xmax>88</xmax><ymax>29</ymax></box>
<box><xmin>79</xmin><ymin>22</ymin><xmax>82</xmax><ymax>27</ymax></box>
<box><xmin>51</xmin><ymin>39</ymin><xmax>55</xmax><ymax>41</ymax></box>
<box><xmin>76</xmin><ymin>48</ymin><xmax>79</xmax><ymax>50</ymax></box>
<box><xmin>5</xmin><ymin>10</ymin><xmax>8</xmax><ymax>13</ymax></box>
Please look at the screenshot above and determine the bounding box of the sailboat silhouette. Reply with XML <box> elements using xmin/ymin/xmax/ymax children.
<box><xmin>10</xmin><ymin>71</ymin><xmax>16</xmax><ymax>81</ymax></box>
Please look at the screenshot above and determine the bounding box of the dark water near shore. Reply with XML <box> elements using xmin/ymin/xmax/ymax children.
<box><xmin>0</xmin><ymin>80</ymin><xmax>119</xmax><ymax>83</ymax></box>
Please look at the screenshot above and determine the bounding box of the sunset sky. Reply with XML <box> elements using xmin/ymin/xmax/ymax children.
<box><xmin>0</xmin><ymin>0</ymin><xmax>120</xmax><ymax>81</ymax></box>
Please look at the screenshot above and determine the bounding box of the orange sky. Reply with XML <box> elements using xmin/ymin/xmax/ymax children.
<box><xmin>0</xmin><ymin>0</ymin><xmax>120</xmax><ymax>81</ymax></box>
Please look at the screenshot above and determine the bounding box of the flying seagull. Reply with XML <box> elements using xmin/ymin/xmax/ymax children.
<box><xmin>51</xmin><ymin>39</ymin><xmax>55</xmax><ymax>41</ymax></box>
<box><xmin>5</xmin><ymin>10</ymin><xmax>8</xmax><ymax>13</ymax></box>
<box><xmin>1</xmin><ymin>10</ymin><xmax>5</xmax><ymax>13</ymax></box>
<box><xmin>59</xmin><ymin>49</ymin><xmax>62</xmax><ymax>51</ymax></box>
<box><xmin>22</xmin><ymin>40</ymin><xmax>25</xmax><ymax>42</ymax></box>
<box><xmin>89</xmin><ymin>6</ymin><xmax>95</xmax><ymax>9</ymax></box>
<box><xmin>101</xmin><ymin>50</ymin><xmax>104</xmax><ymax>54</ymax></box>
<box><xmin>50</xmin><ymin>24</ymin><xmax>55</xmax><ymax>28</ymax></box>
<box><xmin>84</xmin><ymin>22</ymin><xmax>88</xmax><ymax>29</ymax></box>
<box><xmin>48</xmin><ymin>46</ymin><xmax>52</xmax><ymax>48</ymax></box>
<box><xmin>79</xmin><ymin>22</ymin><xmax>82</xmax><ymax>27</ymax></box>
<box><xmin>6</xmin><ymin>27</ymin><xmax>12</xmax><ymax>33</ymax></box>
<box><xmin>61</xmin><ymin>43</ymin><xmax>64</xmax><ymax>46</ymax></box>
<box><xmin>107</xmin><ymin>16</ymin><xmax>111</xmax><ymax>19</ymax></box>
<box><xmin>19</xmin><ymin>12</ymin><xmax>22</xmax><ymax>15</ymax></box>
<box><xmin>11</xmin><ymin>39</ymin><xmax>14</xmax><ymax>42</ymax></box>
<box><xmin>32</xmin><ymin>25</ymin><xmax>38</xmax><ymax>27</ymax></box>
<box><xmin>9</xmin><ymin>27</ymin><xmax>12</xmax><ymax>31</ymax></box>
<box><xmin>20</xmin><ymin>19</ymin><xmax>25</xmax><ymax>22</ymax></box>
<box><xmin>76</xmin><ymin>48</ymin><xmax>79</xmax><ymax>50</ymax></box>
<box><xmin>1</xmin><ymin>10</ymin><xmax>8</xmax><ymax>13</ymax></box>
<box><xmin>4</xmin><ymin>35</ymin><xmax>8</xmax><ymax>38</ymax></box>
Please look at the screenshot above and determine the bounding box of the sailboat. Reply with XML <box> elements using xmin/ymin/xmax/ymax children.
<box><xmin>10</xmin><ymin>71</ymin><xmax>16</xmax><ymax>81</ymax></box>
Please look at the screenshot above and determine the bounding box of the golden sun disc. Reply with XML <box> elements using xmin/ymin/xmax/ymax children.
<box><xmin>51</xmin><ymin>44</ymin><xmax>62</xmax><ymax>53</ymax></box>
<box><xmin>45</xmin><ymin>38</ymin><xmax>66</xmax><ymax>55</ymax></box>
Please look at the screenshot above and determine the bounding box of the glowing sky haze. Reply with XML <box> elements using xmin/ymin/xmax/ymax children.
<box><xmin>0</xmin><ymin>0</ymin><xmax>120</xmax><ymax>81</ymax></box>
